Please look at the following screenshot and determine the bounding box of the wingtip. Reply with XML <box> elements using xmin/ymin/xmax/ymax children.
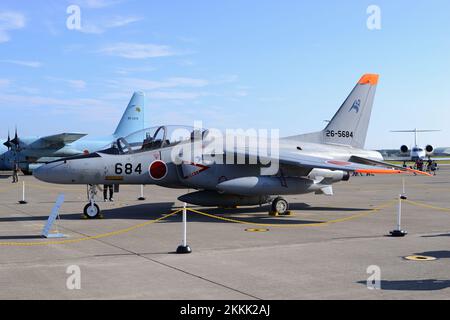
<box><xmin>405</xmin><ymin>168</ymin><xmax>433</xmax><ymax>177</ymax></box>
<box><xmin>358</xmin><ymin>74</ymin><xmax>379</xmax><ymax>86</ymax></box>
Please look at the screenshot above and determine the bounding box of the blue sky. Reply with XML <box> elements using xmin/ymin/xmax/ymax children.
<box><xmin>0</xmin><ymin>0</ymin><xmax>449</xmax><ymax>149</ymax></box>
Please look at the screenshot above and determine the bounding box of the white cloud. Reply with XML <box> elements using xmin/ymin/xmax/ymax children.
<box><xmin>109</xmin><ymin>77</ymin><xmax>209</xmax><ymax>90</ymax></box>
<box><xmin>19</xmin><ymin>87</ymin><xmax>40</xmax><ymax>95</ymax></box>
<box><xmin>0</xmin><ymin>31</ymin><xmax>9</xmax><ymax>43</ymax></box>
<box><xmin>79</xmin><ymin>24</ymin><xmax>104</xmax><ymax>35</ymax></box>
<box><xmin>168</xmin><ymin>78</ymin><xmax>209</xmax><ymax>88</ymax></box>
<box><xmin>99</xmin><ymin>43</ymin><xmax>175</xmax><ymax>59</ymax></box>
<box><xmin>105</xmin><ymin>16</ymin><xmax>142</xmax><ymax>28</ymax></box>
<box><xmin>0</xmin><ymin>60</ymin><xmax>42</xmax><ymax>68</ymax></box>
<box><xmin>80</xmin><ymin>16</ymin><xmax>142</xmax><ymax>34</ymax></box>
<box><xmin>0</xmin><ymin>93</ymin><xmax>113</xmax><ymax>119</ymax></box>
<box><xmin>235</xmin><ymin>90</ymin><xmax>249</xmax><ymax>97</ymax></box>
<box><xmin>214</xmin><ymin>75</ymin><xmax>239</xmax><ymax>84</ymax></box>
<box><xmin>114</xmin><ymin>66</ymin><xmax>156</xmax><ymax>75</ymax></box>
<box><xmin>0</xmin><ymin>79</ymin><xmax>11</xmax><ymax>88</ymax></box>
<box><xmin>148</xmin><ymin>91</ymin><xmax>208</xmax><ymax>100</ymax></box>
<box><xmin>0</xmin><ymin>11</ymin><xmax>26</xmax><ymax>43</ymax></box>
<box><xmin>67</xmin><ymin>80</ymin><xmax>87</xmax><ymax>90</ymax></box>
<box><xmin>0</xmin><ymin>94</ymin><xmax>80</xmax><ymax>107</ymax></box>
<box><xmin>46</xmin><ymin>77</ymin><xmax>87</xmax><ymax>90</ymax></box>
<box><xmin>73</xmin><ymin>0</ymin><xmax>123</xmax><ymax>9</ymax></box>
<box><xmin>104</xmin><ymin>77</ymin><xmax>211</xmax><ymax>101</ymax></box>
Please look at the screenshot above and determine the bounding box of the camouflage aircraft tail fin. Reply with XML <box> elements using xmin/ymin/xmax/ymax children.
<box><xmin>287</xmin><ymin>74</ymin><xmax>379</xmax><ymax>149</ymax></box>
<box><xmin>113</xmin><ymin>92</ymin><xmax>146</xmax><ymax>138</ymax></box>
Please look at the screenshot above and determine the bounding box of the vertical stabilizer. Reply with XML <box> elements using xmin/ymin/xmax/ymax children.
<box><xmin>113</xmin><ymin>92</ymin><xmax>145</xmax><ymax>138</ymax></box>
<box><xmin>286</xmin><ymin>74</ymin><xmax>379</xmax><ymax>149</ymax></box>
<box><xmin>322</xmin><ymin>74</ymin><xmax>378</xmax><ymax>148</ymax></box>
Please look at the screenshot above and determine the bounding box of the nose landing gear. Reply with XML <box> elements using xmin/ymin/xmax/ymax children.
<box><xmin>83</xmin><ymin>185</ymin><xmax>103</xmax><ymax>219</ymax></box>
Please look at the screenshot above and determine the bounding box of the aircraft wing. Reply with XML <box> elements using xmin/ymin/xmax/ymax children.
<box><xmin>276</xmin><ymin>152</ymin><xmax>429</xmax><ymax>175</ymax></box>
<box><xmin>41</xmin><ymin>133</ymin><xmax>87</xmax><ymax>144</ymax></box>
<box><xmin>29</xmin><ymin>133</ymin><xmax>88</xmax><ymax>149</ymax></box>
<box><xmin>224</xmin><ymin>148</ymin><xmax>431</xmax><ymax>176</ymax></box>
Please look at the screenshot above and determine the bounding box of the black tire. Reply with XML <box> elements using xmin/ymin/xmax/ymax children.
<box><xmin>271</xmin><ymin>197</ymin><xmax>289</xmax><ymax>215</ymax></box>
<box><xmin>83</xmin><ymin>203</ymin><xmax>101</xmax><ymax>219</ymax></box>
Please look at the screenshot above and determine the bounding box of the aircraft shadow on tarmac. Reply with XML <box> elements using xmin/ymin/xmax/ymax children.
<box><xmin>358</xmin><ymin>280</ymin><xmax>450</xmax><ymax>291</ymax></box>
<box><xmin>356</xmin><ymin>251</ymin><xmax>450</xmax><ymax>291</ymax></box>
<box><xmin>414</xmin><ymin>251</ymin><xmax>450</xmax><ymax>259</ymax></box>
<box><xmin>288</xmin><ymin>203</ymin><xmax>370</xmax><ymax>212</ymax></box>
<box><xmin>0</xmin><ymin>201</ymin><xmax>370</xmax><ymax>226</ymax></box>
<box><xmin>422</xmin><ymin>233</ymin><xmax>450</xmax><ymax>238</ymax></box>
<box><xmin>0</xmin><ymin>202</ymin><xmax>176</xmax><ymax>222</ymax></box>
<box><xmin>97</xmin><ymin>203</ymin><xmax>329</xmax><ymax>226</ymax></box>
<box><xmin>0</xmin><ymin>235</ymin><xmax>43</xmax><ymax>240</ymax></box>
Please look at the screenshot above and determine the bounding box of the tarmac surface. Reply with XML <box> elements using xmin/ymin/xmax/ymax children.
<box><xmin>0</xmin><ymin>168</ymin><xmax>449</xmax><ymax>300</ymax></box>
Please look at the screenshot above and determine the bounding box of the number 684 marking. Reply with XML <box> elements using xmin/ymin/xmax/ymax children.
<box><xmin>115</xmin><ymin>163</ymin><xmax>142</xmax><ymax>175</ymax></box>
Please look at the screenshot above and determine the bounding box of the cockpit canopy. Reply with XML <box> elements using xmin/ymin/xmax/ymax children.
<box><xmin>100</xmin><ymin>125</ymin><xmax>208</xmax><ymax>155</ymax></box>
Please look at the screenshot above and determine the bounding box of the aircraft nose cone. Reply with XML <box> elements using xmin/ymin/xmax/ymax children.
<box><xmin>34</xmin><ymin>162</ymin><xmax>68</xmax><ymax>183</ymax></box>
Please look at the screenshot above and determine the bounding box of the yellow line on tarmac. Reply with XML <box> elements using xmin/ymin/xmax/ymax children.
<box><xmin>405</xmin><ymin>200</ymin><xmax>450</xmax><ymax>214</ymax></box>
<box><xmin>187</xmin><ymin>200</ymin><xmax>396</xmax><ymax>228</ymax></box>
<box><xmin>0</xmin><ymin>199</ymin><xmax>400</xmax><ymax>247</ymax></box>
<box><xmin>0</xmin><ymin>210</ymin><xmax>181</xmax><ymax>247</ymax></box>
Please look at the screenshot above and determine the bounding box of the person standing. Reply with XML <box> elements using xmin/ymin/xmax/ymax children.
<box><xmin>417</xmin><ymin>159</ymin><xmax>424</xmax><ymax>172</ymax></box>
<box><xmin>103</xmin><ymin>184</ymin><xmax>114</xmax><ymax>202</ymax></box>
<box><xmin>431</xmin><ymin>161</ymin><xmax>438</xmax><ymax>176</ymax></box>
<box><xmin>12</xmin><ymin>161</ymin><xmax>19</xmax><ymax>183</ymax></box>
<box><xmin>427</xmin><ymin>159</ymin><xmax>433</xmax><ymax>173</ymax></box>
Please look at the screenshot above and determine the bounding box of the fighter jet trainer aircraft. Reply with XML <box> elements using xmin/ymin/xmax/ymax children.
<box><xmin>0</xmin><ymin>92</ymin><xmax>145</xmax><ymax>174</ymax></box>
<box><xmin>34</xmin><ymin>74</ymin><xmax>428</xmax><ymax>218</ymax></box>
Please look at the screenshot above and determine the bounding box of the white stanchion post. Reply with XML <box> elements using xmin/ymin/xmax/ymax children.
<box><xmin>19</xmin><ymin>181</ymin><xmax>27</xmax><ymax>204</ymax></box>
<box><xmin>183</xmin><ymin>204</ymin><xmax>187</xmax><ymax>247</ymax></box>
<box><xmin>397</xmin><ymin>195</ymin><xmax>402</xmax><ymax>230</ymax></box>
<box><xmin>176</xmin><ymin>203</ymin><xmax>192</xmax><ymax>254</ymax></box>
<box><xmin>138</xmin><ymin>185</ymin><xmax>146</xmax><ymax>201</ymax></box>
<box><xmin>402</xmin><ymin>177</ymin><xmax>405</xmax><ymax>195</ymax></box>
<box><xmin>390</xmin><ymin>178</ymin><xmax>408</xmax><ymax>237</ymax></box>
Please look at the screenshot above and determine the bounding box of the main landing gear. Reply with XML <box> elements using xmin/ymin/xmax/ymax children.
<box><xmin>83</xmin><ymin>185</ymin><xmax>102</xmax><ymax>219</ymax></box>
<box><xmin>270</xmin><ymin>197</ymin><xmax>291</xmax><ymax>216</ymax></box>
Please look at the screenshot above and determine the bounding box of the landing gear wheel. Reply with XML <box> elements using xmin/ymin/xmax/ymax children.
<box><xmin>271</xmin><ymin>197</ymin><xmax>289</xmax><ymax>215</ymax></box>
<box><xmin>83</xmin><ymin>203</ymin><xmax>101</xmax><ymax>219</ymax></box>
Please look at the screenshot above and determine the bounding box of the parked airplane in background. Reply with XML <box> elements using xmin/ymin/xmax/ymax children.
<box><xmin>0</xmin><ymin>92</ymin><xmax>146</xmax><ymax>174</ymax></box>
<box><xmin>382</xmin><ymin>129</ymin><xmax>450</xmax><ymax>162</ymax></box>
<box><xmin>34</xmin><ymin>74</ymin><xmax>429</xmax><ymax>218</ymax></box>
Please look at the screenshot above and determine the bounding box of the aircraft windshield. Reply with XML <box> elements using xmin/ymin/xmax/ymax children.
<box><xmin>99</xmin><ymin>125</ymin><xmax>207</xmax><ymax>155</ymax></box>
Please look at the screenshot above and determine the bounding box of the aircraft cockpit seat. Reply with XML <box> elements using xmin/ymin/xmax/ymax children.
<box><xmin>141</xmin><ymin>137</ymin><xmax>154</xmax><ymax>150</ymax></box>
